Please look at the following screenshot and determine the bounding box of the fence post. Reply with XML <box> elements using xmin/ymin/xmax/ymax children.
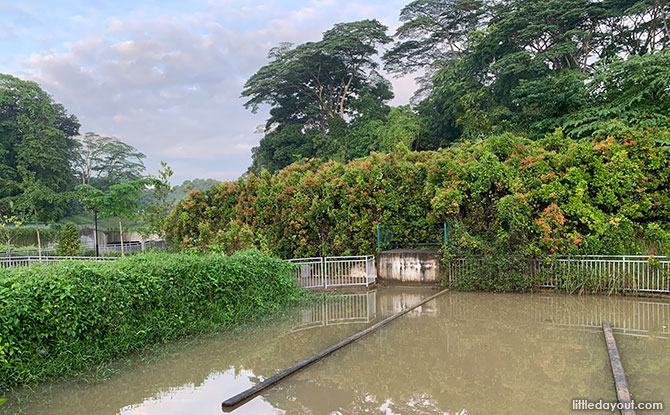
<box><xmin>365</xmin><ymin>257</ymin><xmax>369</xmax><ymax>286</ymax></box>
<box><xmin>323</xmin><ymin>257</ymin><xmax>328</xmax><ymax>289</ymax></box>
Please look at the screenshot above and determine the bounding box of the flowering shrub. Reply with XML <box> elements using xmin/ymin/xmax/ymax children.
<box><xmin>166</xmin><ymin>127</ymin><xmax>670</xmax><ymax>258</ymax></box>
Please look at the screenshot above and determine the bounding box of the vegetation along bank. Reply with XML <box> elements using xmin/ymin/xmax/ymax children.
<box><xmin>166</xmin><ymin>127</ymin><xmax>670</xmax><ymax>259</ymax></box>
<box><xmin>0</xmin><ymin>250</ymin><xmax>307</xmax><ymax>389</ymax></box>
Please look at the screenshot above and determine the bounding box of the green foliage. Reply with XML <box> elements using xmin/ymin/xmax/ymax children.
<box><xmin>170</xmin><ymin>178</ymin><xmax>219</xmax><ymax>202</ymax></box>
<box><xmin>74</xmin><ymin>132</ymin><xmax>146</xmax><ymax>190</ymax></box>
<box><xmin>77</xmin><ymin>179</ymin><xmax>155</xmax><ymax>255</ymax></box>
<box><xmin>211</xmin><ymin>220</ymin><xmax>257</xmax><ymax>255</ymax></box>
<box><xmin>552</xmin><ymin>265</ymin><xmax>624</xmax><ymax>295</ymax></box>
<box><xmin>0</xmin><ymin>215</ymin><xmax>22</xmax><ymax>256</ymax></box>
<box><xmin>242</xmin><ymin>19</ymin><xmax>392</xmax><ymax>127</ymax></box>
<box><xmin>0</xmin><ymin>74</ymin><xmax>80</xmax><ymax>216</ymax></box>
<box><xmin>565</xmin><ymin>52</ymin><xmax>670</xmax><ymax>139</ymax></box>
<box><xmin>377</xmin><ymin>106</ymin><xmax>425</xmax><ymax>151</ymax></box>
<box><xmin>244</xmin><ymin>19</ymin><xmax>394</xmax><ymax>173</ymax></box>
<box><xmin>166</xmin><ymin>127</ymin><xmax>670</xmax><ymax>261</ymax></box>
<box><xmin>77</xmin><ymin>179</ymin><xmax>153</xmax><ymax>223</ymax></box>
<box><xmin>385</xmin><ymin>0</ymin><xmax>670</xmax><ymax>145</ymax></box>
<box><xmin>55</xmin><ymin>224</ymin><xmax>80</xmax><ymax>256</ymax></box>
<box><xmin>383</xmin><ymin>0</ymin><xmax>486</xmax><ymax>94</ymax></box>
<box><xmin>141</xmin><ymin>161</ymin><xmax>176</xmax><ymax>238</ymax></box>
<box><xmin>0</xmin><ymin>250</ymin><xmax>306</xmax><ymax>389</ymax></box>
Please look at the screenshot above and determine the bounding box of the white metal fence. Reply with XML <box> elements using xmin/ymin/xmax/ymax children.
<box><xmin>447</xmin><ymin>255</ymin><xmax>670</xmax><ymax>294</ymax></box>
<box><xmin>0</xmin><ymin>256</ymin><xmax>118</xmax><ymax>269</ymax></box>
<box><xmin>1</xmin><ymin>240</ymin><xmax>165</xmax><ymax>258</ymax></box>
<box><xmin>286</xmin><ymin>255</ymin><xmax>376</xmax><ymax>289</ymax></box>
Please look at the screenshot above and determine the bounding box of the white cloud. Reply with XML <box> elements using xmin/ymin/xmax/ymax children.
<box><xmin>12</xmin><ymin>0</ymin><xmax>417</xmax><ymax>183</ymax></box>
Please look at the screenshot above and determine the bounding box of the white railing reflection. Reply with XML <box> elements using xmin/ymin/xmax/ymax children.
<box><xmin>442</xmin><ymin>292</ymin><xmax>670</xmax><ymax>339</ymax></box>
<box><xmin>292</xmin><ymin>290</ymin><xmax>377</xmax><ymax>332</ymax></box>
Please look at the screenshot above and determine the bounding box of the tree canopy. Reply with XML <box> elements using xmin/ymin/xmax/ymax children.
<box><xmin>74</xmin><ymin>132</ymin><xmax>146</xmax><ymax>189</ymax></box>
<box><xmin>243</xmin><ymin>20</ymin><xmax>397</xmax><ymax>173</ymax></box>
<box><xmin>0</xmin><ymin>74</ymin><xmax>155</xmax><ymax>226</ymax></box>
<box><xmin>242</xmin><ymin>2</ymin><xmax>670</xmax><ymax>172</ymax></box>
<box><xmin>0</xmin><ymin>74</ymin><xmax>80</xmax><ymax>212</ymax></box>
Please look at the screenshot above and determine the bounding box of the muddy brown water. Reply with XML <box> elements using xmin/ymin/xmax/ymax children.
<box><xmin>4</xmin><ymin>288</ymin><xmax>670</xmax><ymax>414</ymax></box>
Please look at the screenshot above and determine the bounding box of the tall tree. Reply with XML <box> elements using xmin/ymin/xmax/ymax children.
<box><xmin>384</xmin><ymin>0</ymin><xmax>486</xmax><ymax>74</ymax></box>
<box><xmin>389</xmin><ymin>0</ymin><xmax>670</xmax><ymax>143</ymax></box>
<box><xmin>242</xmin><ymin>20</ymin><xmax>393</xmax><ymax>132</ymax></box>
<box><xmin>74</xmin><ymin>132</ymin><xmax>146</xmax><ymax>189</ymax></box>
<box><xmin>244</xmin><ymin>20</ymin><xmax>394</xmax><ymax>173</ymax></box>
<box><xmin>0</xmin><ymin>74</ymin><xmax>80</xmax><ymax>213</ymax></box>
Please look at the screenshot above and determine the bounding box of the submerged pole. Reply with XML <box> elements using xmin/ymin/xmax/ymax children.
<box><xmin>602</xmin><ymin>321</ymin><xmax>636</xmax><ymax>415</ymax></box>
<box><xmin>221</xmin><ymin>287</ymin><xmax>450</xmax><ymax>412</ymax></box>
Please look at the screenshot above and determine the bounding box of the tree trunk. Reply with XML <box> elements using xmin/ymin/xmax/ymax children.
<box><xmin>662</xmin><ymin>5</ymin><xmax>669</xmax><ymax>46</ymax></box>
<box><xmin>338</xmin><ymin>62</ymin><xmax>362</xmax><ymax>118</ymax></box>
<box><xmin>119</xmin><ymin>219</ymin><xmax>124</xmax><ymax>257</ymax></box>
<box><xmin>34</xmin><ymin>208</ymin><xmax>42</xmax><ymax>260</ymax></box>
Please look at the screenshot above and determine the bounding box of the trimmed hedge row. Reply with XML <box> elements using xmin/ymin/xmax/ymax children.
<box><xmin>0</xmin><ymin>250</ymin><xmax>306</xmax><ymax>389</ymax></box>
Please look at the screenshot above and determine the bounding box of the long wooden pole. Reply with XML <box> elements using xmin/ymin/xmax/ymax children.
<box><xmin>602</xmin><ymin>321</ymin><xmax>636</xmax><ymax>415</ymax></box>
<box><xmin>221</xmin><ymin>287</ymin><xmax>450</xmax><ymax>411</ymax></box>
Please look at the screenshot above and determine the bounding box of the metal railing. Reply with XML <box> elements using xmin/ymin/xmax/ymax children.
<box><xmin>447</xmin><ymin>255</ymin><xmax>670</xmax><ymax>294</ymax></box>
<box><xmin>1</xmin><ymin>240</ymin><xmax>166</xmax><ymax>258</ymax></box>
<box><xmin>0</xmin><ymin>256</ymin><xmax>118</xmax><ymax>269</ymax></box>
<box><xmin>286</xmin><ymin>255</ymin><xmax>376</xmax><ymax>289</ymax></box>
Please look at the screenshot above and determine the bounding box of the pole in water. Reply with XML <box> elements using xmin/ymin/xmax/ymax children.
<box><xmin>602</xmin><ymin>321</ymin><xmax>636</xmax><ymax>415</ymax></box>
<box><xmin>221</xmin><ymin>287</ymin><xmax>450</xmax><ymax>412</ymax></box>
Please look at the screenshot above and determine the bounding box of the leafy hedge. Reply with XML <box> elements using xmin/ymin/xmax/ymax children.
<box><xmin>0</xmin><ymin>250</ymin><xmax>306</xmax><ymax>389</ymax></box>
<box><xmin>166</xmin><ymin>126</ymin><xmax>670</xmax><ymax>258</ymax></box>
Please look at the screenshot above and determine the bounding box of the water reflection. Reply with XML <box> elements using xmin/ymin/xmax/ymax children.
<box><xmin>4</xmin><ymin>288</ymin><xmax>669</xmax><ymax>415</ymax></box>
<box><xmin>293</xmin><ymin>290</ymin><xmax>377</xmax><ymax>332</ymax></box>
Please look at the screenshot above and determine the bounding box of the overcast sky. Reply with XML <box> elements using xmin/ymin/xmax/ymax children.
<box><xmin>0</xmin><ymin>0</ymin><xmax>419</xmax><ymax>184</ymax></box>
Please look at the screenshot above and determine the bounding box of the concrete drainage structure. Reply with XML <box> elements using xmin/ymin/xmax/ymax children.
<box><xmin>377</xmin><ymin>249</ymin><xmax>441</xmax><ymax>283</ymax></box>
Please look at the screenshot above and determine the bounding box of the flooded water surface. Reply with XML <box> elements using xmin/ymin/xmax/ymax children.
<box><xmin>5</xmin><ymin>288</ymin><xmax>670</xmax><ymax>414</ymax></box>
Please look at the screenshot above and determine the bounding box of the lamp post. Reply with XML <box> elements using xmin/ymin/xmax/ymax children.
<box><xmin>94</xmin><ymin>210</ymin><xmax>99</xmax><ymax>257</ymax></box>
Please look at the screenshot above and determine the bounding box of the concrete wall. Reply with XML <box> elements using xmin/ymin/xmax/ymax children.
<box><xmin>79</xmin><ymin>228</ymin><xmax>160</xmax><ymax>246</ymax></box>
<box><xmin>377</xmin><ymin>249</ymin><xmax>441</xmax><ymax>283</ymax></box>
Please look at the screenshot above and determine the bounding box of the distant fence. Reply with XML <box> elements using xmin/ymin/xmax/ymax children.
<box><xmin>286</xmin><ymin>255</ymin><xmax>376</xmax><ymax>289</ymax></box>
<box><xmin>1</xmin><ymin>240</ymin><xmax>166</xmax><ymax>258</ymax></box>
<box><xmin>447</xmin><ymin>255</ymin><xmax>670</xmax><ymax>295</ymax></box>
<box><xmin>0</xmin><ymin>256</ymin><xmax>118</xmax><ymax>269</ymax></box>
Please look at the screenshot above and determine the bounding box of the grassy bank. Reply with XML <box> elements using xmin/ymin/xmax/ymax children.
<box><xmin>0</xmin><ymin>250</ymin><xmax>307</xmax><ymax>390</ymax></box>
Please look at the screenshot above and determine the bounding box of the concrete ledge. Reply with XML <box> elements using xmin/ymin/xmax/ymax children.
<box><xmin>377</xmin><ymin>249</ymin><xmax>441</xmax><ymax>283</ymax></box>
